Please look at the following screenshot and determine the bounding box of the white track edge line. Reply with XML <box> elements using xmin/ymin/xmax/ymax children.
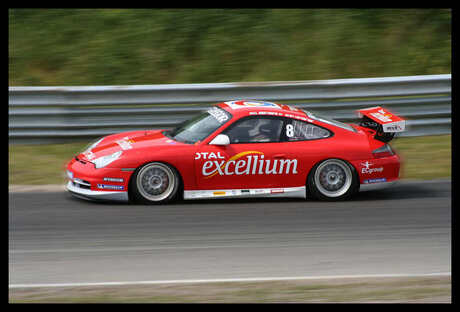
<box><xmin>9</xmin><ymin>272</ymin><xmax>451</xmax><ymax>288</ymax></box>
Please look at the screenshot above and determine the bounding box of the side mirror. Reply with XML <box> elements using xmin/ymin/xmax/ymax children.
<box><xmin>209</xmin><ymin>134</ymin><xmax>230</xmax><ymax>146</ymax></box>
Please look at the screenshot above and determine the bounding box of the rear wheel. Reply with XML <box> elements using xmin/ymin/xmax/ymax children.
<box><xmin>307</xmin><ymin>159</ymin><xmax>359</xmax><ymax>201</ymax></box>
<box><xmin>131</xmin><ymin>162</ymin><xmax>179</xmax><ymax>204</ymax></box>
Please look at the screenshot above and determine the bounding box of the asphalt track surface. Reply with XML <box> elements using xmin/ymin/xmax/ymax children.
<box><xmin>9</xmin><ymin>180</ymin><xmax>451</xmax><ymax>286</ymax></box>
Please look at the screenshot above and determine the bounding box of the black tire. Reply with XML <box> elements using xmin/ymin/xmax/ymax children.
<box><xmin>130</xmin><ymin>162</ymin><xmax>180</xmax><ymax>204</ymax></box>
<box><xmin>307</xmin><ymin>158</ymin><xmax>359</xmax><ymax>201</ymax></box>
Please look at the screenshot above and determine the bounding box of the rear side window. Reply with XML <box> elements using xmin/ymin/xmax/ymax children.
<box><xmin>303</xmin><ymin>110</ymin><xmax>357</xmax><ymax>133</ymax></box>
<box><xmin>284</xmin><ymin>119</ymin><xmax>332</xmax><ymax>141</ymax></box>
<box><xmin>223</xmin><ymin>117</ymin><xmax>284</xmax><ymax>143</ymax></box>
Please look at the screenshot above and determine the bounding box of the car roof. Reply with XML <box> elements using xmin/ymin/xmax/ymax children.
<box><xmin>218</xmin><ymin>100</ymin><xmax>307</xmax><ymax>119</ymax></box>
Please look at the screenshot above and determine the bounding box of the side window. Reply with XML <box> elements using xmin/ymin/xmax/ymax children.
<box><xmin>284</xmin><ymin>119</ymin><xmax>331</xmax><ymax>141</ymax></box>
<box><xmin>223</xmin><ymin>117</ymin><xmax>284</xmax><ymax>143</ymax></box>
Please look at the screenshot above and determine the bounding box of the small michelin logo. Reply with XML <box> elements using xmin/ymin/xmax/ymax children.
<box><xmin>97</xmin><ymin>184</ymin><xmax>124</xmax><ymax>190</ymax></box>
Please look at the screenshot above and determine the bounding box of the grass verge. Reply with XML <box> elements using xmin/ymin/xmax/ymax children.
<box><xmin>9</xmin><ymin>141</ymin><xmax>88</xmax><ymax>186</ymax></box>
<box><xmin>8</xmin><ymin>135</ymin><xmax>451</xmax><ymax>186</ymax></box>
<box><xmin>392</xmin><ymin>134</ymin><xmax>451</xmax><ymax>180</ymax></box>
<box><xmin>9</xmin><ymin>275</ymin><xmax>451</xmax><ymax>303</ymax></box>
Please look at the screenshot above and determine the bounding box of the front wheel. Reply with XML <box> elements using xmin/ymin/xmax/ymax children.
<box><xmin>130</xmin><ymin>162</ymin><xmax>180</xmax><ymax>204</ymax></box>
<box><xmin>307</xmin><ymin>159</ymin><xmax>359</xmax><ymax>201</ymax></box>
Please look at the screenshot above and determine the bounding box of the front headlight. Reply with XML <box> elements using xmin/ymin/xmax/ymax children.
<box><xmin>93</xmin><ymin>151</ymin><xmax>122</xmax><ymax>169</ymax></box>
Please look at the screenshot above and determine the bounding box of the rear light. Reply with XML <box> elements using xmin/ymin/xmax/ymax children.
<box><xmin>372</xmin><ymin>144</ymin><xmax>394</xmax><ymax>158</ymax></box>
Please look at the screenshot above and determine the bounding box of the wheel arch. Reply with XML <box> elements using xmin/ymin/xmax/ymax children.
<box><xmin>305</xmin><ymin>157</ymin><xmax>359</xmax><ymax>185</ymax></box>
<box><xmin>127</xmin><ymin>160</ymin><xmax>185</xmax><ymax>202</ymax></box>
<box><xmin>305</xmin><ymin>157</ymin><xmax>360</xmax><ymax>199</ymax></box>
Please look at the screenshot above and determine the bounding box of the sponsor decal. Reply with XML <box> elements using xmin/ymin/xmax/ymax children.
<box><xmin>97</xmin><ymin>184</ymin><xmax>124</xmax><ymax>190</ymax></box>
<box><xmin>363</xmin><ymin>178</ymin><xmax>387</xmax><ymax>184</ymax></box>
<box><xmin>248</xmin><ymin>110</ymin><xmax>310</xmax><ymax>122</ymax></box>
<box><xmin>383</xmin><ymin>121</ymin><xmax>405</xmax><ymax>133</ymax></box>
<box><xmin>184</xmin><ymin>186</ymin><xmax>306</xmax><ymax>200</ymax></box>
<box><xmin>195</xmin><ymin>152</ymin><xmax>225</xmax><ymax>160</ymax></box>
<box><xmin>257</xmin><ymin>111</ymin><xmax>282</xmax><ymax>116</ymax></box>
<box><xmin>361</xmin><ymin>161</ymin><xmax>384</xmax><ymax>174</ymax></box>
<box><xmin>116</xmin><ymin>137</ymin><xmax>135</xmax><ymax>150</ymax></box>
<box><xmin>199</xmin><ymin>151</ymin><xmax>298</xmax><ymax>178</ymax></box>
<box><xmin>370</xmin><ymin>109</ymin><xmax>393</xmax><ymax>123</ymax></box>
<box><xmin>83</xmin><ymin>151</ymin><xmax>96</xmax><ymax>160</ymax></box>
<box><xmin>224</xmin><ymin>100</ymin><xmax>281</xmax><ymax>110</ymax></box>
<box><xmin>207</xmin><ymin>107</ymin><xmax>229</xmax><ymax>123</ymax></box>
<box><xmin>385</xmin><ymin>125</ymin><xmax>402</xmax><ymax>132</ymax></box>
<box><xmin>103</xmin><ymin>177</ymin><xmax>124</xmax><ymax>183</ymax></box>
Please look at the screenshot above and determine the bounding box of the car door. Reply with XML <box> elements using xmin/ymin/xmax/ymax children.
<box><xmin>194</xmin><ymin>116</ymin><xmax>289</xmax><ymax>190</ymax></box>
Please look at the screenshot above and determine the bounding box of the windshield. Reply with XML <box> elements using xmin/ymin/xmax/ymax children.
<box><xmin>165</xmin><ymin>107</ymin><xmax>232</xmax><ymax>144</ymax></box>
<box><xmin>303</xmin><ymin>110</ymin><xmax>357</xmax><ymax>132</ymax></box>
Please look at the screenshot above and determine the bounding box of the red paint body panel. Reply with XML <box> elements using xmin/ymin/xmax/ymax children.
<box><xmin>66</xmin><ymin>101</ymin><xmax>402</xmax><ymax>196</ymax></box>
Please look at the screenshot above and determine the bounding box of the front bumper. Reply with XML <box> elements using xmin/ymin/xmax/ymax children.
<box><xmin>67</xmin><ymin>181</ymin><xmax>129</xmax><ymax>202</ymax></box>
<box><xmin>66</xmin><ymin>157</ymin><xmax>131</xmax><ymax>202</ymax></box>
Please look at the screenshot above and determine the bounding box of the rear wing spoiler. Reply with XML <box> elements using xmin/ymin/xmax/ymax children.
<box><xmin>356</xmin><ymin>106</ymin><xmax>406</xmax><ymax>142</ymax></box>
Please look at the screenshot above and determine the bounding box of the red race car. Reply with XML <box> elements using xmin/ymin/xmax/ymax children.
<box><xmin>66</xmin><ymin>100</ymin><xmax>405</xmax><ymax>204</ymax></box>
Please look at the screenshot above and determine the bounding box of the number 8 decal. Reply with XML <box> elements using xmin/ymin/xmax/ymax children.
<box><xmin>286</xmin><ymin>124</ymin><xmax>294</xmax><ymax>137</ymax></box>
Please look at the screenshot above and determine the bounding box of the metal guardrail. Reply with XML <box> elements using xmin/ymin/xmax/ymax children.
<box><xmin>9</xmin><ymin>74</ymin><xmax>451</xmax><ymax>144</ymax></box>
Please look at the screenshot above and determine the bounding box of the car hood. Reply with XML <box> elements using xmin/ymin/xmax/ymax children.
<box><xmin>77</xmin><ymin>130</ymin><xmax>181</xmax><ymax>162</ymax></box>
